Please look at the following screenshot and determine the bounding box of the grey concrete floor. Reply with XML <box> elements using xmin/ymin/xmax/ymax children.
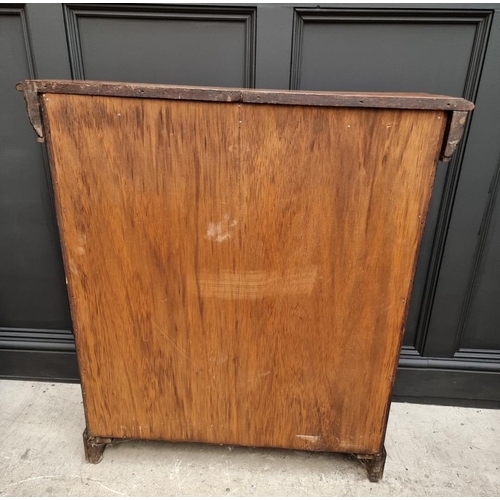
<box><xmin>0</xmin><ymin>380</ymin><xmax>499</xmax><ymax>497</ymax></box>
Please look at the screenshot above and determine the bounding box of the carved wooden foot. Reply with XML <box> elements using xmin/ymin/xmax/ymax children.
<box><xmin>83</xmin><ymin>428</ymin><xmax>113</xmax><ymax>464</ymax></box>
<box><xmin>356</xmin><ymin>447</ymin><xmax>386</xmax><ymax>482</ymax></box>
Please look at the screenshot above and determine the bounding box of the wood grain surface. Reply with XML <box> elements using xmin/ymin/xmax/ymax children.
<box><xmin>42</xmin><ymin>93</ymin><xmax>446</xmax><ymax>454</ymax></box>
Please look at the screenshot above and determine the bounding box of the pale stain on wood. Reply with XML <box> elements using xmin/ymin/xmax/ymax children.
<box><xmin>192</xmin><ymin>268</ymin><xmax>318</xmax><ymax>299</ymax></box>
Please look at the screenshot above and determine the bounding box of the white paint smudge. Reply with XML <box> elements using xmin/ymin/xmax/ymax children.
<box><xmin>206</xmin><ymin>214</ymin><xmax>237</xmax><ymax>242</ymax></box>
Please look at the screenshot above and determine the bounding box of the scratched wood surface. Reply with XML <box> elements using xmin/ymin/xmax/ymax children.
<box><xmin>17</xmin><ymin>79</ymin><xmax>474</xmax><ymax>111</ymax></box>
<box><xmin>42</xmin><ymin>93</ymin><xmax>446</xmax><ymax>454</ymax></box>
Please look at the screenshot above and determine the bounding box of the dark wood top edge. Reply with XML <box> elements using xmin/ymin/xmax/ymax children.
<box><xmin>15</xmin><ymin>80</ymin><xmax>475</xmax><ymax>111</ymax></box>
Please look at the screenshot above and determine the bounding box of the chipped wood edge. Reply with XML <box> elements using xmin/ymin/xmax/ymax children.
<box><xmin>440</xmin><ymin>111</ymin><xmax>469</xmax><ymax>162</ymax></box>
<box><xmin>16</xmin><ymin>79</ymin><xmax>475</xmax><ymax>111</ymax></box>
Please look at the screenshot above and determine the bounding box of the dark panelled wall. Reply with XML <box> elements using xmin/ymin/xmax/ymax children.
<box><xmin>0</xmin><ymin>6</ymin><xmax>76</xmax><ymax>379</ymax></box>
<box><xmin>1</xmin><ymin>4</ymin><xmax>499</xmax><ymax>406</ymax></box>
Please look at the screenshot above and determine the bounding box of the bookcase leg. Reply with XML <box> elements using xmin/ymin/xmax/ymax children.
<box><xmin>83</xmin><ymin>428</ymin><xmax>113</xmax><ymax>464</ymax></box>
<box><xmin>356</xmin><ymin>447</ymin><xmax>386</xmax><ymax>482</ymax></box>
